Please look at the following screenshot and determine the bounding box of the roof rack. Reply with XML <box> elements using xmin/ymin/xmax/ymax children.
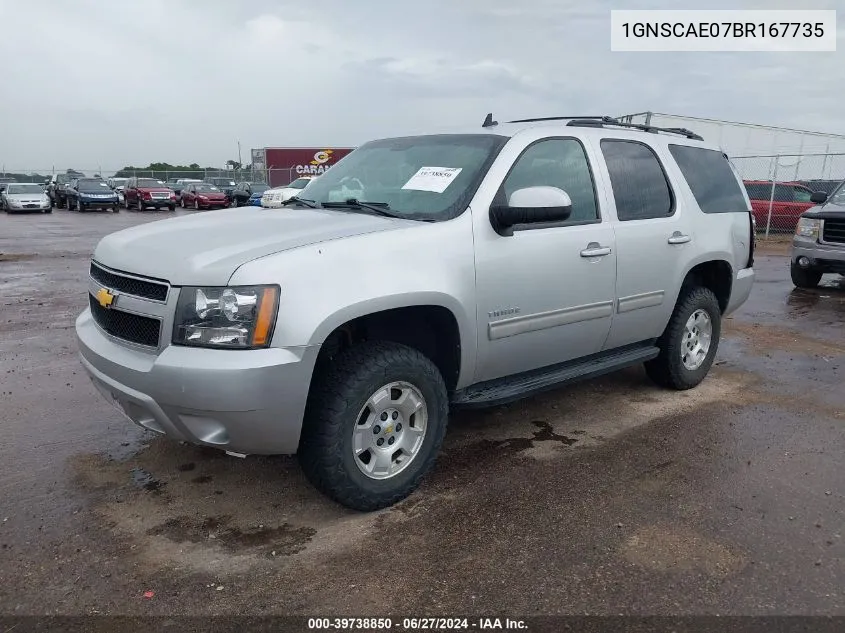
<box><xmin>493</xmin><ymin>114</ymin><xmax>703</xmax><ymax>141</ymax></box>
<box><xmin>565</xmin><ymin>117</ymin><xmax>703</xmax><ymax>141</ymax></box>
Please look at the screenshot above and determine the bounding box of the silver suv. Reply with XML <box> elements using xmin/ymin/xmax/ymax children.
<box><xmin>75</xmin><ymin>115</ymin><xmax>756</xmax><ymax>510</ymax></box>
<box><xmin>790</xmin><ymin>182</ymin><xmax>845</xmax><ymax>288</ymax></box>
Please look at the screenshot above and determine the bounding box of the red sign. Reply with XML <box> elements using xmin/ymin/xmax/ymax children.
<box><xmin>264</xmin><ymin>147</ymin><xmax>354</xmax><ymax>187</ymax></box>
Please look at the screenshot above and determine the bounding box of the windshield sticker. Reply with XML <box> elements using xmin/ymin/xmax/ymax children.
<box><xmin>401</xmin><ymin>167</ymin><xmax>463</xmax><ymax>193</ymax></box>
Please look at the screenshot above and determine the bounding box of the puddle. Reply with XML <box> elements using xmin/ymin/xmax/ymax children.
<box><xmin>146</xmin><ymin>515</ymin><xmax>316</xmax><ymax>555</ymax></box>
<box><xmin>130</xmin><ymin>467</ymin><xmax>165</xmax><ymax>492</ymax></box>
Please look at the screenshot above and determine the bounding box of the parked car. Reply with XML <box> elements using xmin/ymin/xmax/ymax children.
<box><xmin>180</xmin><ymin>183</ymin><xmax>228</xmax><ymax>210</ymax></box>
<box><xmin>205</xmin><ymin>177</ymin><xmax>237</xmax><ymax>201</ymax></box>
<box><xmin>170</xmin><ymin>178</ymin><xmax>204</xmax><ymax>202</ymax></box>
<box><xmin>248</xmin><ymin>186</ymin><xmax>269</xmax><ymax>206</ymax></box>
<box><xmin>260</xmin><ymin>177</ymin><xmax>316</xmax><ymax>208</ymax></box>
<box><xmin>65</xmin><ymin>178</ymin><xmax>119</xmax><ymax>212</ymax></box>
<box><xmin>123</xmin><ymin>177</ymin><xmax>176</xmax><ymax>211</ymax></box>
<box><xmin>48</xmin><ymin>171</ymin><xmax>85</xmax><ymax>208</ymax></box>
<box><xmin>230</xmin><ymin>182</ymin><xmax>269</xmax><ymax>207</ymax></box>
<box><xmin>790</xmin><ymin>183</ymin><xmax>845</xmax><ymax>288</ymax></box>
<box><xmin>743</xmin><ymin>180</ymin><xmax>820</xmax><ymax>233</ymax></box>
<box><xmin>108</xmin><ymin>177</ymin><xmax>129</xmax><ymax>203</ymax></box>
<box><xmin>76</xmin><ymin>115</ymin><xmax>755</xmax><ymax>510</ymax></box>
<box><xmin>1</xmin><ymin>182</ymin><xmax>52</xmax><ymax>213</ymax></box>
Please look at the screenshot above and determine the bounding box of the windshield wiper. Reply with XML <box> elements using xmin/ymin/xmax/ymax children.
<box><xmin>321</xmin><ymin>199</ymin><xmax>404</xmax><ymax>219</ymax></box>
<box><xmin>281</xmin><ymin>196</ymin><xmax>319</xmax><ymax>208</ymax></box>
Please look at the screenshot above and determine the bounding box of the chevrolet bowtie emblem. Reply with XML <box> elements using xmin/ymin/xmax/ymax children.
<box><xmin>96</xmin><ymin>287</ymin><xmax>115</xmax><ymax>308</ymax></box>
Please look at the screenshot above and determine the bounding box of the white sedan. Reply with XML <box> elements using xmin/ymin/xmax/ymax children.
<box><xmin>260</xmin><ymin>176</ymin><xmax>317</xmax><ymax>208</ymax></box>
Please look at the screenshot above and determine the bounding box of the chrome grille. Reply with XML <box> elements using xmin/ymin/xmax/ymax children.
<box><xmin>90</xmin><ymin>262</ymin><xmax>168</xmax><ymax>302</ymax></box>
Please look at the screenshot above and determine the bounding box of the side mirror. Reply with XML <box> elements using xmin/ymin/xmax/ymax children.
<box><xmin>490</xmin><ymin>186</ymin><xmax>573</xmax><ymax>236</ymax></box>
<box><xmin>810</xmin><ymin>191</ymin><xmax>828</xmax><ymax>204</ymax></box>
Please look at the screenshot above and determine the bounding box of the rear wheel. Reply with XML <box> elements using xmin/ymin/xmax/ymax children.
<box><xmin>645</xmin><ymin>286</ymin><xmax>721</xmax><ymax>391</ymax></box>
<box><xmin>790</xmin><ymin>261</ymin><xmax>822</xmax><ymax>289</ymax></box>
<box><xmin>299</xmin><ymin>341</ymin><xmax>449</xmax><ymax>511</ymax></box>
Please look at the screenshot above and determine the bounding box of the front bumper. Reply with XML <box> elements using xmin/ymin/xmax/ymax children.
<box><xmin>76</xmin><ymin>308</ymin><xmax>319</xmax><ymax>455</ymax></box>
<box><xmin>139</xmin><ymin>198</ymin><xmax>175</xmax><ymax>207</ymax></box>
<box><xmin>725</xmin><ymin>267</ymin><xmax>755</xmax><ymax>316</ymax></box>
<box><xmin>792</xmin><ymin>235</ymin><xmax>845</xmax><ymax>274</ymax></box>
<box><xmin>79</xmin><ymin>199</ymin><xmax>119</xmax><ymax>209</ymax></box>
<box><xmin>7</xmin><ymin>203</ymin><xmax>50</xmax><ymax>211</ymax></box>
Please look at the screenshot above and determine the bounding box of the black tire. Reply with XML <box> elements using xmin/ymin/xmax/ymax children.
<box><xmin>168</xmin><ymin>205</ymin><xmax>175</xmax><ymax>212</ymax></box>
<box><xmin>299</xmin><ymin>341</ymin><xmax>449</xmax><ymax>511</ymax></box>
<box><xmin>43</xmin><ymin>208</ymin><xmax>52</xmax><ymax>214</ymax></box>
<box><xmin>124</xmin><ymin>196</ymin><xmax>130</xmax><ymax>210</ymax></box>
<box><xmin>790</xmin><ymin>261</ymin><xmax>822</xmax><ymax>289</ymax></box>
<box><xmin>180</xmin><ymin>197</ymin><xmax>185</xmax><ymax>208</ymax></box>
<box><xmin>194</xmin><ymin>200</ymin><xmax>199</xmax><ymax>210</ymax></box>
<box><xmin>112</xmin><ymin>205</ymin><xmax>119</xmax><ymax>213</ymax></box>
<box><xmin>645</xmin><ymin>286</ymin><xmax>722</xmax><ymax>391</ymax></box>
<box><xmin>137</xmin><ymin>198</ymin><xmax>144</xmax><ymax>211</ymax></box>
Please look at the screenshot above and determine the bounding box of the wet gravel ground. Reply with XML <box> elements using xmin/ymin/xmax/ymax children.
<box><xmin>0</xmin><ymin>208</ymin><xmax>843</xmax><ymax>616</ymax></box>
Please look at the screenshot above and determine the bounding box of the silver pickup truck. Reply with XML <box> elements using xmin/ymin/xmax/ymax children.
<box><xmin>76</xmin><ymin>115</ymin><xmax>755</xmax><ymax>510</ymax></box>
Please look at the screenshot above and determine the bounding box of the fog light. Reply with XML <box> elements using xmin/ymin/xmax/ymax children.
<box><xmin>798</xmin><ymin>256</ymin><xmax>810</xmax><ymax>267</ymax></box>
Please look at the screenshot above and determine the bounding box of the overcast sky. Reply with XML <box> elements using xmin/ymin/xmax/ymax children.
<box><xmin>0</xmin><ymin>0</ymin><xmax>842</xmax><ymax>172</ymax></box>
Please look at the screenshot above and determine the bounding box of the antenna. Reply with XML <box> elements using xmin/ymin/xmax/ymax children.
<box><xmin>482</xmin><ymin>113</ymin><xmax>498</xmax><ymax>128</ymax></box>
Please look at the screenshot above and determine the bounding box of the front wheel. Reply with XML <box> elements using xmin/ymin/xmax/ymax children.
<box><xmin>299</xmin><ymin>341</ymin><xmax>449</xmax><ymax>511</ymax></box>
<box><xmin>790</xmin><ymin>261</ymin><xmax>822</xmax><ymax>289</ymax></box>
<box><xmin>194</xmin><ymin>200</ymin><xmax>199</xmax><ymax>210</ymax></box>
<box><xmin>168</xmin><ymin>205</ymin><xmax>175</xmax><ymax>212</ymax></box>
<box><xmin>112</xmin><ymin>205</ymin><xmax>119</xmax><ymax>213</ymax></box>
<box><xmin>645</xmin><ymin>286</ymin><xmax>721</xmax><ymax>391</ymax></box>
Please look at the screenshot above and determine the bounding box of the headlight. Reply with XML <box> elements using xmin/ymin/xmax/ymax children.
<box><xmin>173</xmin><ymin>285</ymin><xmax>279</xmax><ymax>349</ymax></box>
<box><xmin>9</xmin><ymin>199</ymin><xmax>22</xmax><ymax>207</ymax></box>
<box><xmin>795</xmin><ymin>217</ymin><xmax>820</xmax><ymax>239</ymax></box>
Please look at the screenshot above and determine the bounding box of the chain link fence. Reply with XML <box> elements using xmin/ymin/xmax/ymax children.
<box><xmin>0</xmin><ymin>168</ymin><xmax>267</xmax><ymax>185</ymax></box>
<box><xmin>730</xmin><ymin>153</ymin><xmax>845</xmax><ymax>237</ymax></box>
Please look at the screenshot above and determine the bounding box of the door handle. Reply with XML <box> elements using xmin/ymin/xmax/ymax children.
<box><xmin>580</xmin><ymin>242</ymin><xmax>612</xmax><ymax>258</ymax></box>
<box><xmin>668</xmin><ymin>232</ymin><xmax>691</xmax><ymax>245</ymax></box>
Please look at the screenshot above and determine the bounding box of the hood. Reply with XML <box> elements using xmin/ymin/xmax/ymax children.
<box><xmin>6</xmin><ymin>192</ymin><xmax>48</xmax><ymax>201</ymax></box>
<box><xmin>137</xmin><ymin>187</ymin><xmax>173</xmax><ymax>193</ymax></box>
<box><xmin>93</xmin><ymin>206</ymin><xmax>410</xmax><ymax>285</ymax></box>
<box><xmin>195</xmin><ymin>191</ymin><xmax>227</xmax><ymax>197</ymax></box>
<box><xmin>79</xmin><ymin>188</ymin><xmax>117</xmax><ymax>196</ymax></box>
<box><xmin>803</xmin><ymin>202</ymin><xmax>845</xmax><ymax>219</ymax></box>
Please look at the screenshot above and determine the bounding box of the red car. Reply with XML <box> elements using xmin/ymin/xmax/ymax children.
<box><xmin>743</xmin><ymin>180</ymin><xmax>818</xmax><ymax>233</ymax></box>
<box><xmin>180</xmin><ymin>183</ymin><xmax>229</xmax><ymax>210</ymax></box>
<box><xmin>123</xmin><ymin>177</ymin><xmax>177</xmax><ymax>211</ymax></box>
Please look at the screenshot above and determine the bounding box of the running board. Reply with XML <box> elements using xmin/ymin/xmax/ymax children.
<box><xmin>451</xmin><ymin>343</ymin><xmax>659</xmax><ymax>408</ymax></box>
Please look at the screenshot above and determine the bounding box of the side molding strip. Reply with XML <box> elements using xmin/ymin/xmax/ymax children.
<box><xmin>488</xmin><ymin>300</ymin><xmax>614</xmax><ymax>340</ymax></box>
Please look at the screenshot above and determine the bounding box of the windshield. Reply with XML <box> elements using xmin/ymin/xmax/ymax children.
<box><xmin>827</xmin><ymin>181</ymin><xmax>845</xmax><ymax>206</ymax></box>
<box><xmin>7</xmin><ymin>184</ymin><xmax>43</xmax><ymax>194</ymax></box>
<box><xmin>300</xmin><ymin>134</ymin><xmax>507</xmax><ymax>220</ymax></box>
<box><xmin>195</xmin><ymin>185</ymin><xmax>219</xmax><ymax>192</ymax></box>
<box><xmin>287</xmin><ymin>178</ymin><xmax>311</xmax><ymax>189</ymax></box>
<box><xmin>250</xmin><ymin>184</ymin><xmax>269</xmax><ymax>194</ymax></box>
<box><xmin>137</xmin><ymin>179</ymin><xmax>164</xmax><ymax>188</ymax></box>
<box><xmin>78</xmin><ymin>179</ymin><xmax>110</xmax><ymax>192</ymax></box>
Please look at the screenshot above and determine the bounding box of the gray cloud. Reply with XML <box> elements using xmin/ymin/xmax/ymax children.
<box><xmin>0</xmin><ymin>0</ymin><xmax>841</xmax><ymax>172</ymax></box>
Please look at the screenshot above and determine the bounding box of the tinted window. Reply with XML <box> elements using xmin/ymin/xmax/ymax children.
<box><xmin>601</xmin><ymin>140</ymin><xmax>673</xmax><ymax>221</ymax></box>
<box><xmin>502</xmin><ymin>138</ymin><xmax>598</xmax><ymax>223</ymax></box>
<box><xmin>773</xmin><ymin>184</ymin><xmax>792</xmax><ymax>202</ymax></box>
<box><xmin>251</xmin><ymin>184</ymin><xmax>269</xmax><ymax>194</ymax></box>
<box><xmin>668</xmin><ymin>145</ymin><xmax>748</xmax><ymax>214</ymax></box>
<box><xmin>6</xmin><ymin>184</ymin><xmax>43</xmax><ymax>194</ymax></box>
<box><xmin>744</xmin><ymin>183</ymin><xmax>771</xmax><ymax>200</ymax></box>
<box><xmin>792</xmin><ymin>187</ymin><xmax>812</xmax><ymax>203</ymax></box>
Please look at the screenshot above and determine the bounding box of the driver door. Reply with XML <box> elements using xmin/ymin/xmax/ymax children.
<box><xmin>472</xmin><ymin>137</ymin><xmax>617</xmax><ymax>382</ymax></box>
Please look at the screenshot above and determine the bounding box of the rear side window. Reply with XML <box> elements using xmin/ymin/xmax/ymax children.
<box><xmin>668</xmin><ymin>145</ymin><xmax>748</xmax><ymax>214</ymax></box>
<box><xmin>744</xmin><ymin>183</ymin><xmax>770</xmax><ymax>200</ymax></box>
<box><xmin>600</xmin><ymin>140</ymin><xmax>673</xmax><ymax>221</ymax></box>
